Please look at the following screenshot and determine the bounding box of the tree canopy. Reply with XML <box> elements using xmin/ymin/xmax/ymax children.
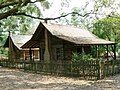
<box><xmin>93</xmin><ymin>15</ymin><xmax>120</xmax><ymax>55</ymax></box>
<box><xmin>93</xmin><ymin>15</ymin><xmax>120</xmax><ymax>43</ymax></box>
<box><xmin>0</xmin><ymin>0</ymin><xmax>48</xmax><ymax>20</ymax></box>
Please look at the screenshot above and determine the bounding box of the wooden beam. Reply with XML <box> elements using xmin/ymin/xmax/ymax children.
<box><xmin>33</xmin><ymin>50</ymin><xmax>34</xmax><ymax>62</ymax></box>
<box><xmin>23</xmin><ymin>50</ymin><xmax>25</xmax><ymax>60</ymax></box>
<box><xmin>8</xmin><ymin>31</ymin><xmax>12</xmax><ymax>61</ymax></box>
<box><xmin>81</xmin><ymin>45</ymin><xmax>84</xmax><ymax>53</ymax></box>
<box><xmin>39</xmin><ymin>48</ymin><xmax>41</xmax><ymax>61</ymax></box>
<box><xmin>106</xmin><ymin>45</ymin><xmax>109</xmax><ymax>60</ymax></box>
<box><xmin>29</xmin><ymin>48</ymin><xmax>32</xmax><ymax>61</ymax></box>
<box><xmin>96</xmin><ymin>45</ymin><xmax>99</xmax><ymax>58</ymax></box>
<box><xmin>44</xmin><ymin>20</ymin><xmax>50</xmax><ymax>61</ymax></box>
<box><xmin>113</xmin><ymin>44</ymin><xmax>116</xmax><ymax>60</ymax></box>
<box><xmin>44</xmin><ymin>29</ymin><xmax>50</xmax><ymax>61</ymax></box>
<box><xmin>38</xmin><ymin>49</ymin><xmax>39</xmax><ymax>60</ymax></box>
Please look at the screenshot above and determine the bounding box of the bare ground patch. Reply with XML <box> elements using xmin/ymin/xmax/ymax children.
<box><xmin>0</xmin><ymin>67</ymin><xmax>120</xmax><ymax>90</ymax></box>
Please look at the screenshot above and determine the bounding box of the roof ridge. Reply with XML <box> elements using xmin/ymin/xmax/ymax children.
<box><xmin>42</xmin><ymin>22</ymin><xmax>84</xmax><ymax>29</ymax></box>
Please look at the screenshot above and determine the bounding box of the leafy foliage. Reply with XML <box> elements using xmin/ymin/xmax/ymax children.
<box><xmin>72</xmin><ymin>52</ymin><xmax>93</xmax><ymax>62</ymax></box>
<box><xmin>71</xmin><ymin>7</ymin><xmax>81</xmax><ymax>26</ymax></box>
<box><xmin>40</xmin><ymin>0</ymin><xmax>51</xmax><ymax>9</ymax></box>
<box><xmin>71</xmin><ymin>52</ymin><xmax>94</xmax><ymax>74</ymax></box>
<box><xmin>0</xmin><ymin>35</ymin><xmax>8</xmax><ymax>58</ymax></box>
<box><xmin>93</xmin><ymin>16</ymin><xmax>120</xmax><ymax>42</ymax></box>
<box><xmin>0</xmin><ymin>0</ymin><xmax>44</xmax><ymax>34</ymax></box>
<box><xmin>93</xmin><ymin>15</ymin><xmax>120</xmax><ymax>55</ymax></box>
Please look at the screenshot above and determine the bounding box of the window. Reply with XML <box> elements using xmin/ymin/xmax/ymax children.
<box><xmin>55</xmin><ymin>46</ymin><xmax>63</xmax><ymax>60</ymax></box>
<box><xmin>40</xmin><ymin>48</ymin><xmax>45</xmax><ymax>60</ymax></box>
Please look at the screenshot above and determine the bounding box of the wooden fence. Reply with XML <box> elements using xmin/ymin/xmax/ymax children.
<box><xmin>0</xmin><ymin>59</ymin><xmax>120</xmax><ymax>80</ymax></box>
<box><xmin>103</xmin><ymin>60</ymin><xmax>120</xmax><ymax>77</ymax></box>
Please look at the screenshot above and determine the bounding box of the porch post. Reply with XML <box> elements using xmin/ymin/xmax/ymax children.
<box><xmin>44</xmin><ymin>20</ymin><xmax>50</xmax><ymax>61</ymax></box>
<box><xmin>81</xmin><ymin>45</ymin><xmax>84</xmax><ymax>53</ymax></box>
<box><xmin>29</xmin><ymin>48</ymin><xmax>32</xmax><ymax>61</ymax></box>
<box><xmin>113</xmin><ymin>44</ymin><xmax>116</xmax><ymax>60</ymax></box>
<box><xmin>96</xmin><ymin>45</ymin><xmax>99</xmax><ymax>58</ymax></box>
<box><xmin>23</xmin><ymin>50</ymin><xmax>25</xmax><ymax>60</ymax></box>
<box><xmin>39</xmin><ymin>46</ymin><xmax>41</xmax><ymax>61</ymax></box>
<box><xmin>38</xmin><ymin>49</ymin><xmax>40</xmax><ymax>60</ymax></box>
<box><xmin>33</xmin><ymin>50</ymin><xmax>34</xmax><ymax>61</ymax></box>
<box><xmin>106</xmin><ymin>45</ymin><xmax>109</xmax><ymax>60</ymax></box>
<box><xmin>8</xmin><ymin>31</ymin><xmax>12</xmax><ymax>61</ymax></box>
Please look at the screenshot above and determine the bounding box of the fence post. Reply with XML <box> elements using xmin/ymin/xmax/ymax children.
<box><xmin>99</xmin><ymin>60</ymin><xmax>105</xmax><ymax>79</ymax></box>
<box><xmin>112</xmin><ymin>60</ymin><xmax>115</xmax><ymax>76</ymax></box>
<box><xmin>23</xmin><ymin>61</ymin><xmax>26</xmax><ymax>71</ymax></box>
<box><xmin>35</xmin><ymin>62</ymin><xmax>37</xmax><ymax>73</ymax></box>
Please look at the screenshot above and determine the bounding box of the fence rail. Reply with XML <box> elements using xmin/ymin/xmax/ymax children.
<box><xmin>0</xmin><ymin>59</ymin><xmax>120</xmax><ymax>80</ymax></box>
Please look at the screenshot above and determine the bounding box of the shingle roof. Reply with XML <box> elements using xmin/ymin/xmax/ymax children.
<box><xmin>4</xmin><ymin>35</ymin><xmax>32</xmax><ymax>49</ymax></box>
<box><xmin>42</xmin><ymin>23</ymin><xmax>114</xmax><ymax>44</ymax></box>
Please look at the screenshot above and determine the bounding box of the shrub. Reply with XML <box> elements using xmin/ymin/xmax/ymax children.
<box><xmin>72</xmin><ymin>52</ymin><xmax>93</xmax><ymax>62</ymax></box>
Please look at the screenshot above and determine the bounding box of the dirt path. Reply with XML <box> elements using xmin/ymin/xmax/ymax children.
<box><xmin>0</xmin><ymin>67</ymin><xmax>120</xmax><ymax>90</ymax></box>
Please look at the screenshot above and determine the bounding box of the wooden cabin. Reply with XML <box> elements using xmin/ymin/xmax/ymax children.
<box><xmin>4</xmin><ymin>34</ymin><xmax>39</xmax><ymax>61</ymax></box>
<box><xmin>21</xmin><ymin>22</ymin><xmax>116</xmax><ymax>61</ymax></box>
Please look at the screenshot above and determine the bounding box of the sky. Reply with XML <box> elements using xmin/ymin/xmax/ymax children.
<box><xmin>37</xmin><ymin>0</ymin><xmax>120</xmax><ymax>18</ymax></box>
<box><xmin>34</xmin><ymin>0</ymin><xmax>120</xmax><ymax>26</ymax></box>
<box><xmin>37</xmin><ymin>0</ymin><xmax>94</xmax><ymax>18</ymax></box>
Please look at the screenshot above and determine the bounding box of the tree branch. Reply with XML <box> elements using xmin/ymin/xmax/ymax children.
<box><xmin>0</xmin><ymin>0</ymin><xmax>41</xmax><ymax>9</ymax></box>
<box><xmin>13</xmin><ymin>12</ymin><xmax>95</xmax><ymax>21</ymax></box>
<box><xmin>13</xmin><ymin>13</ymin><xmax>46</xmax><ymax>20</ymax></box>
<box><xmin>0</xmin><ymin>1</ymin><xmax>18</xmax><ymax>9</ymax></box>
<box><xmin>0</xmin><ymin>7</ymin><xmax>18</xmax><ymax>20</ymax></box>
<box><xmin>30</xmin><ymin>0</ymin><xmax>40</xmax><ymax>3</ymax></box>
<box><xmin>0</xmin><ymin>0</ymin><xmax>96</xmax><ymax>21</ymax></box>
<box><xmin>0</xmin><ymin>0</ymin><xmax>46</xmax><ymax>20</ymax></box>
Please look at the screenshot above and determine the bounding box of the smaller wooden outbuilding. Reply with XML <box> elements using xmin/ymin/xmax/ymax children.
<box><xmin>4</xmin><ymin>34</ymin><xmax>39</xmax><ymax>61</ymax></box>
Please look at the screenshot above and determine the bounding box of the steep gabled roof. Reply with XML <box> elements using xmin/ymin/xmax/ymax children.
<box><xmin>21</xmin><ymin>22</ymin><xmax>115</xmax><ymax>48</ymax></box>
<box><xmin>42</xmin><ymin>23</ymin><xmax>114</xmax><ymax>44</ymax></box>
<box><xmin>4</xmin><ymin>35</ymin><xmax>32</xmax><ymax>49</ymax></box>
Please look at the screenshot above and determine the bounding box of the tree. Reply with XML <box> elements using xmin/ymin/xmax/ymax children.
<box><xmin>55</xmin><ymin>0</ymin><xmax>120</xmax><ymax>29</ymax></box>
<box><xmin>93</xmin><ymin>15</ymin><xmax>120</xmax><ymax>42</ymax></box>
<box><xmin>0</xmin><ymin>0</ymin><xmax>51</xmax><ymax>34</ymax></box>
<box><xmin>93</xmin><ymin>15</ymin><xmax>120</xmax><ymax>55</ymax></box>
<box><xmin>0</xmin><ymin>0</ymin><xmax>49</xmax><ymax>20</ymax></box>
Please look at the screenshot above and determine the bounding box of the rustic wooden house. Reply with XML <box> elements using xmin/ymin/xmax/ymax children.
<box><xmin>21</xmin><ymin>22</ymin><xmax>116</xmax><ymax>61</ymax></box>
<box><xmin>4</xmin><ymin>34</ymin><xmax>39</xmax><ymax>61</ymax></box>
